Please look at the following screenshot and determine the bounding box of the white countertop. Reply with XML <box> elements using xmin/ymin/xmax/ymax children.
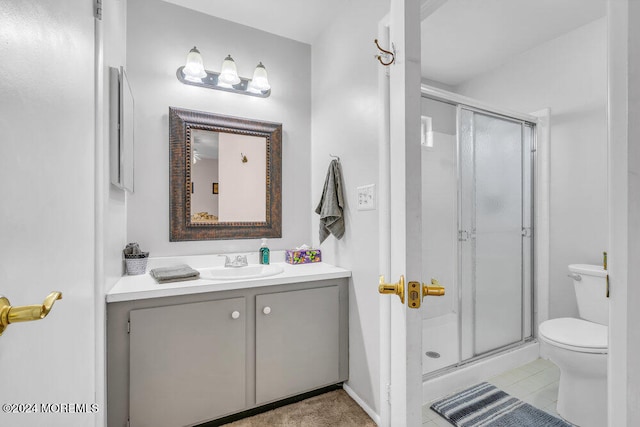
<box><xmin>106</xmin><ymin>255</ymin><xmax>351</xmax><ymax>303</ymax></box>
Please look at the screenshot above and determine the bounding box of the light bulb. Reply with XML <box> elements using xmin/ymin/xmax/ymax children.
<box><xmin>218</xmin><ymin>54</ymin><xmax>241</xmax><ymax>86</ymax></box>
<box><xmin>182</xmin><ymin>46</ymin><xmax>207</xmax><ymax>82</ymax></box>
<box><xmin>248</xmin><ymin>62</ymin><xmax>270</xmax><ymax>92</ymax></box>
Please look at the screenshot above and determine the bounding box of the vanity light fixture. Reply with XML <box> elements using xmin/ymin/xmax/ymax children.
<box><xmin>176</xmin><ymin>48</ymin><xmax>271</xmax><ymax>98</ymax></box>
<box><xmin>192</xmin><ymin>148</ymin><xmax>202</xmax><ymax>165</ymax></box>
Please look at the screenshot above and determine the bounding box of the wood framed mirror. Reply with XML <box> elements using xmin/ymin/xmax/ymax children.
<box><xmin>169</xmin><ymin>107</ymin><xmax>282</xmax><ymax>241</ymax></box>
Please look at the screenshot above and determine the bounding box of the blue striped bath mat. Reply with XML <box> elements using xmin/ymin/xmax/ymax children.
<box><xmin>430</xmin><ymin>382</ymin><xmax>572</xmax><ymax>427</ymax></box>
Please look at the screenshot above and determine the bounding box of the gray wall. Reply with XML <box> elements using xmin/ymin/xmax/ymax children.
<box><xmin>455</xmin><ymin>18</ymin><xmax>608</xmax><ymax>319</ymax></box>
<box><xmin>126</xmin><ymin>0</ymin><xmax>311</xmax><ymax>255</ymax></box>
<box><xmin>311</xmin><ymin>0</ymin><xmax>389</xmax><ymax>416</ymax></box>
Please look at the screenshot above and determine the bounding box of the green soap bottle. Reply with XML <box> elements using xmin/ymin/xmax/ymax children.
<box><xmin>259</xmin><ymin>238</ymin><xmax>270</xmax><ymax>265</ymax></box>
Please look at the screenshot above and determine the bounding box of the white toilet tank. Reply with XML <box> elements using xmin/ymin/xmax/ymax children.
<box><xmin>569</xmin><ymin>264</ymin><xmax>609</xmax><ymax>325</ymax></box>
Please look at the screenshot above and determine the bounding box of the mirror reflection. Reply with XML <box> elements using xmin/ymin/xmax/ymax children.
<box><xmin>190</xmin><ymin>129</ymin><xmax>267</xmax><ymax>224</ymax></box>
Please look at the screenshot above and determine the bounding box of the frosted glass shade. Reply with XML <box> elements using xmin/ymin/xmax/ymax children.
<box><xmin>218</xmin><ymin>54</ymin><xmax>241</xmax><ymax>86</ymax></box>
<box><xmin>183</xmin><ymin>46</ymin><xmax>206</xmax><ymax>81</ymax></box>
<box><xmin>249</xmin><ymin>62</ymin><xmax>271</xmax><ymax>92</ymax></box>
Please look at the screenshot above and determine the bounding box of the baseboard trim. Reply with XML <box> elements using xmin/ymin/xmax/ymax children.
<box><xmin>196</xmin><ymin>383</ymin><xmax>343</xmax><ymax>426</ymax></box>
<box><xmin>343</xmin><ymin>383</ymin><xmax>381</xmax><ymax>425</ymax></box>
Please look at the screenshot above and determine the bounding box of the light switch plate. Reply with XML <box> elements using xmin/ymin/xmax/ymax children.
<box><xmin>357</xmin><ymin>184</ymin><xmax>376</xmax><ymax>211</ymax></box>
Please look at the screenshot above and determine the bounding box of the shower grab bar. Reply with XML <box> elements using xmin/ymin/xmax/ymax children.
<box><xmin>568</xmin><ymin>273</ymin><xmax>582</xmax><ymax>281</ymax></box>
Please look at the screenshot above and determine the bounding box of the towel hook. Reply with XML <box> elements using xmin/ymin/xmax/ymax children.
<box><xmin>374</xmin><ymin>39</ymin><xmax>395</xmax><ymax>66</ymax></box>
<box><xmin>329</xmin><ymin>153</ymin><xmax>341</xmax><ymax>162</ymax></box>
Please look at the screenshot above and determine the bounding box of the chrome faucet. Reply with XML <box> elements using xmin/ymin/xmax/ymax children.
<box><xmin>222</xmin><ymin>254</ymin><xmax>248</xmax><ymax>268</ymax></box>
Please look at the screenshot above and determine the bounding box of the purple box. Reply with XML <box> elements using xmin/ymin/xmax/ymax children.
<box><xmin>285</xmin><ymin>249</ymin><xmax>322</xmax><ymax>264</ymax></box>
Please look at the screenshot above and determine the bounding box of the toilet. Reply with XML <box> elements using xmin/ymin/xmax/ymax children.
<box><xmin>539</xmin><ymin>264</ymin><xmax>609</xmax><ymax>427</ymax></box>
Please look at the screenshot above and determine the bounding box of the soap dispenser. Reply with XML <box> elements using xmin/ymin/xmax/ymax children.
<box><xmin>259</xmin><ymin>238</ymin><xmax>270</xmax><ymax>265</ymax></box>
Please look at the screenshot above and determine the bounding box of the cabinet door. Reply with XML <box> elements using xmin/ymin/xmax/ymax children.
<box><xmin>256</xmin><ymin>286</ymin><xmax>339</xmax><ymax>404</ymax></box>
<box><xmin>129</xmin><ymin>298</ymin><xmax>245</xmax><ymax>427</ymax></box>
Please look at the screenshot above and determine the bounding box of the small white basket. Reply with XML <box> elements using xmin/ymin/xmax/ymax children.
<box><xmin>125</xmin><ymin>257</ymin><xmax>148</xmax><ymax>275</ymax></box>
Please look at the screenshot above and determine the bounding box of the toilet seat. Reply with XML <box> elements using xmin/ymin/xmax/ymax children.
<box><xmin>539</xmin><ymin>317</ymin><xmax>608</xmax><ymax>354</ymax></box>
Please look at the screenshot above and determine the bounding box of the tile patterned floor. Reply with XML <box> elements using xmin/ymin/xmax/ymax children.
<box><xmin>422</xmin><ymin>358</ymin><xmax>564</xmax><ymax>426</ymax></box>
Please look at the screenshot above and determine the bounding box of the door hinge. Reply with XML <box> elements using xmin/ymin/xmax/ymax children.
<box><xmin>386</xmin><ymin>383</ymin><xmax>391</xmax><ymax>404</ymax></box>
<box><xmin>127</xmin><ymin>320</ymin><xmax>130</xmax><ymax>334</ymax></box>
<box><xmin>94</xmin><ymin>0</ymin><xmax>103</xmax><ymax>20</ymax></box>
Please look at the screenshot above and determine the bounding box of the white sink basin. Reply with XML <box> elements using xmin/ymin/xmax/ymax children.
<box><xmin>199</xmin><ymin>264</ymin><xmax>284</xmax><ymax>280</ymax></box>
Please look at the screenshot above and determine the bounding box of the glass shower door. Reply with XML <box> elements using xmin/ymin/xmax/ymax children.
<box><xmin>459</xmin><ymin>108</ymin><xmax>533</xmax><ymax>359</ymax></box>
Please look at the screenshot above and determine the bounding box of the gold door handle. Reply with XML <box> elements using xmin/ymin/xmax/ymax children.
<box><xmin>407</xmin><ymin>278</ymin><xmax>445</xmax><ymax>308</ymax></box>
<box><xmin>0</xmin><ymin>291</ymin><xmax>62</xmax><ymax>336</ymax></box>
<box><xmin>378</xmin><ymin>275</ymin><xmax>405</xmax><ymax>304</ymax></box>
<box><xmin>423</xmin><ymin>278</ymin><xmax>445</xmax><ymax>297</ymax></box>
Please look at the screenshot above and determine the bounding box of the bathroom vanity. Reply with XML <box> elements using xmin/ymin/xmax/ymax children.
<box><xmin>106</xmin><ymin>259</ymin><xmax>350</xmax><ymax>427</ymax></box>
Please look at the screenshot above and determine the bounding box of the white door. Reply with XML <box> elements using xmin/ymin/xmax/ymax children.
<box><xmin>379</xmin><ymin>0</ymin><xmax>432</xmax><ymax>426</ymax></box>
<box><xmin>0</xmin><ymin>1</ymin><xmax>97</xmax><ymax>427</ymax></box>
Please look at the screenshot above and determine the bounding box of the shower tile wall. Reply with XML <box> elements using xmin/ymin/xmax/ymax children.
<box><xmin>421</xmin><ymin>97</ymin><xmax>460</xmax><ymax>374</ymax></box>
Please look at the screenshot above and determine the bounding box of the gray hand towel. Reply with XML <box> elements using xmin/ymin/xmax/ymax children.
<box><xmin>149</xmin><ymin>264</ymin><xmax>200</xmax><ymax>283</ymax></box>
<box><xmin>315</xmin><ymin>159</ymin><xmax>345</xmax><ymax>243</ymax></box>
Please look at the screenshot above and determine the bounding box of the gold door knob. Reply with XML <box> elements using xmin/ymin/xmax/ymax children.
<box><xmin>378</xmin><ymin>275</ymin><xmax>405</xmax><ymax>304</ymax></box>
<box><xmin>0</xmin><ymin>291</ymin><xmax>62</xmax><ymax>336</ymax></box>
<box><xmin>423</xmin><ymin>278</ymin><xmax>445</xmax><ymax>297</ymax></box>
<box><xmin>407</xmin><ymin>278</ymin><xmax>445</xmax><ymax>308</ymax></box>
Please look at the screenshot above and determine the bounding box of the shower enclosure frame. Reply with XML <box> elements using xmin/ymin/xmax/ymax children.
<box><xmin>420</xmin><ymin>84</ymin><xmax>550</xmax><ymax>383</ymax></box>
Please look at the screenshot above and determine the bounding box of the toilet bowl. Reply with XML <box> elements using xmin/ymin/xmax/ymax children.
<box><xmin>538</xmin><ymin>264</ymin><xmax>608</xmax><ymax>427</ymax></box>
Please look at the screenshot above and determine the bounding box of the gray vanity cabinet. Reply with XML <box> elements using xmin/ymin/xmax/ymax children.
<box><xmin>256</xmin><ymin>286</ymin><xmax>340</xmax><ymax>404</ymax></box>
<box><xmin>129</xmin><ymin>298</ymin><xmax>246</xmax><ymax>427</ymax></box>
<box><xmin>107</xmin><ymin>278</ymin><xmax>348</xmax><ymax>427</ymax></box>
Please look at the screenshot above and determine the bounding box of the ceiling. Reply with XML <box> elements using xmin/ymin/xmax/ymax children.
<box><xmin>163</xmin><ymin>1</ymin><xmax>605</xmax><ymax>85</ymax></box>
<box><xmin>192</xmin><ymin>129</ymin><xmax>219</xmax><ymax>160</ymax></box>
<box><xmin>162</xmin><ymin>0</ymin><xmax>344</xmax><ymax>44</ymax></box>
<box><xmin>421</xmin><ymin>0</ymin><xmax>606</xmax><ymax>86</ymax></box>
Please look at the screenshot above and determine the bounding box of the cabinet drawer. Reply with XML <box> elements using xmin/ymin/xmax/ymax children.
<box><xmin>129</xmin><ymin>298</ymin><xmax>246</xmax><ymax>427</ymax></box>
<box><xmin>255</xmin><ymin>286</ymin><xmax>340</xmax><ymax>404</ymax></box>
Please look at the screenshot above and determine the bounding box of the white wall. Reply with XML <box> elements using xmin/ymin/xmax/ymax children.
<box><xmin>96</xmin><ymin>1</ymin><xmax>129</xmax><ymax>425</ymax></box>
<box><xmin>100</xmin><ymin>0</ymin><xmax>128</xmax><ymax>292</ymax></box>
<box><xmin>455</xmin><ymin>18</ymin><xmax>608</xmax><ymax>319</ymax></box>
<box><xmin>311</xmin><ymin>0</ymin><xmax>389</xmax><ymax>417</ymax></box>
<box><xmin>625</xmin><ymin>1</ymin><xmax>640</xmax><ymax>423</ymax></box>
<box><xmin>0</xmin><ymin>1</ymin><xmax>97</xmax><ymax>426</ymax></box>
<box><xmin>218</xmin><ymin>133</ymin><xmax>266</xmax><ymax>222</ymax></box>
<box><xmin>126</xmin><ymin>0</ymin><xmax>311</xmax><ymax>255</ymax></box>
<box><xmin>191</xmin><ymin>159</ymin><xmax>218</xmax><ymax>216</ymax></box>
